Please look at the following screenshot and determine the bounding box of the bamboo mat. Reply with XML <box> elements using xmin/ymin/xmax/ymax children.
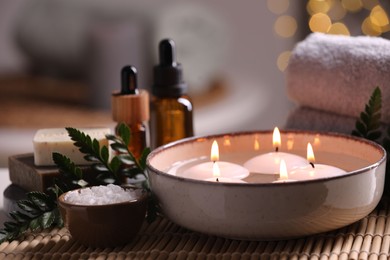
<box><xmin>0</xmin><ymin>201</ymin><xmax>390</xmax><ymax>260</ymax></box>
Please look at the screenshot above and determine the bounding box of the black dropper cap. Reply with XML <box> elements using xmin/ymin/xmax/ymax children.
<box><xmin>152</xmin><ymin>39</ymin><xmax>187</xmax><ymax>97</ymax></box>
<box><xmin>121</xmin><ymin>65</ymin><xmax>139</xmax><ymax>95</ymax></box>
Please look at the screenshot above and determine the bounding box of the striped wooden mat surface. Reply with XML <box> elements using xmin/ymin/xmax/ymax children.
<box><xmin>0</xmin><ymin>200</ymin><xmax>389</xmax><ymax>260</ymax></box>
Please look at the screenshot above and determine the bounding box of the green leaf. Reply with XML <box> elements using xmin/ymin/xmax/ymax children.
<box><xmin>122</xmin><ymin>167</ymin><xmax>143</xmax><ymax>178</ymax></box>
<box><xmin>367</xmin><ymin>130</ymin><xmax>382</xmax><ymax>141</ymax></box>
<box><xmin>101</xmin><ymin>146</ymin><xmax>109</xmax><ymax>163</ymax></box>
<box><xmin>351</xmin><ymin>86</ymin><xmax>382</xmax><ymax>142</ymax></box>
<box><xmin>53</xmin><ymin>152</ymin><xmax>84</xmax><ymax>181</ymax></box>
<box><xmin>17</xmin><ymin>200</ymin><xmax>40</xmax><ymax>215</ymax></box>
<box><xmin>93</xmin><ymin>139</ymin><xmax>100</xmax><ymax>155</ymax></box>
<box><xmin>355</xmin><ymin>121</ymin><xmax>367</xmax><ymax>135</ymax></box>
<box><xmin>117</xmin><ymin>154</ymin><xmax>135</xmax><ymax>165</ymax></box>
<box><xmin>139</xmin><ymin>147</ymin><xmax>151</xmax><ymax>170</ymax></box>
<box><xmin>110</xmin><ymin>143</ymin><xmax>128</xmax><ymax>154</ymax></box>
<box><xmin>27</xmin><ymin>191</ymin><xmax>50</xmax><ymax>206</ymax></box>
<box><xmin>4</xmin><ymin>222</ymin><xmax>19</xmax><ymax>232</ymax></box>
<box><xmin>105</xmin><ymin>134</ymin><xmax>121</xmax><ymax>142</ymax></box>
<box><xmin>40</xmin><ymin>211</ymin><xmax>57</xmax><ymax>229</ymax></box>
<box><xmin>29</xmin><ymin>218</ymin><xmax>40</xmax><ymax>231</ymax></box>
<box><xmin>109</xmin><ymin>156</ymin><xmax>122</xmax><ymax>174</ymax></box>
<box><xmin>118</xmin><ymin>123</ymin><xmax>131</xmax><ymax>146</ymax></box>
<box><xmin>9</xmin><ymin>211</ymin><xmax>31</xmax><ymax>223</ymax></box>
<box><xmin>92</xmin><ymin>164</ymin><xmax>109</xmax><ymax>172</ymax></box>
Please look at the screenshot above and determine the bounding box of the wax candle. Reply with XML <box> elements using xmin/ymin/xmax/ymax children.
<box><xmin>181</xmin><ymin>140</ymin><xmax>250</xmax><ymax>181</ymax></box>
<box><xmin>273</xmin><ymin>159</ymin><xmax>296</xmax><ymax>183</ymax></box>
<box><xmin>243</xmin><ymin>127</ymin><xmax>307</xmax><ymax>174</ymax></box>
<box><xmin>204</xmin><ymin>162</ymin><xmax>246</xmax><ymax>183</ymax></box>
<box><xmin>289</xmin><ymin>143</ymin><xmax>346</xmax><ymax>180</ymax></box>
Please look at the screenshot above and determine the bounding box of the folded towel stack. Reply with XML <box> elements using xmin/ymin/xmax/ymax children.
<box><xmin>285</xmin><ymin>33</ymin><xmax>390</xmax><ymax>134</ymax></box>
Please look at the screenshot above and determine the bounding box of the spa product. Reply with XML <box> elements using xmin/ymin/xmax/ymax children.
<box><xmin>112</xmin><ymin>65</ymin><xmax>150</xmax><ymax>159</ymax></box>
<box><xmin>151</xmin><ymin>39</ymin><xmax>194</xmax><ymax>147</ymax></box>
<box><xmin>58</xmin><ymin>186</ymin><xmax>148</xmax><ymax>247</ymax></box>
<box><xmin>33</xmin><ymin>127</ymin><xmax>110</xmax><ymax>166</ymax></box>
<box><xmin>286</xmin><ymin>33</ymin><xmax>390</xmax><ymax>121</ymax></box>
<box><xmin>64</xmin><ymin>184</ymin><xmax>138</xmax><ymax>205</ymax></box>
<box><xmin>8</xmin><ymin>154</ymin><xmax>96</xmax><ymax>192</ymax></box>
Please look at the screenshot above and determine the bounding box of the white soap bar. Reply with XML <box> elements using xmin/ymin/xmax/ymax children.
<box><xmin>33</xmin><ymin>127</ymin><xmax>111</xmax><ymax>166</ymax></box>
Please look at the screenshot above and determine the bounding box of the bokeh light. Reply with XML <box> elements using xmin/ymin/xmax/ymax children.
<box><xmin>277</xmin><ymin>51</ymin><xmax>291</xmax><ymax>72</ymax></box>
<box><xmin>327</xmin><ymin>0</ymin><xmax>347</xmax><ymax>21</ymax></box>
<box><xmin>309</xmin><ymin>13</ymin><xmax>332</xmax><ymax>32</ymax></box>
<box><xmin>307</xmin><ymin>0</ymin><xmax>332</xmax><ymax>15</ymax></box>
<box><xmin>267</xmin><ymin>0</ymin><xmax>289</xmax><ymax>15</ymax></box>
<box><xmin>341</xmin><ymin>0</ymin><xmax>363</xmax><ymax>13</ymax></box>
<box><xmin>274</xmin><ymin>15</ymin><xmax>297</xmax><ymax>38</ymax></box>
<box><xmin>270</xmin><ymin>0</ymin><xmax>389</xmax><ymax>72</ymax></box>
<box><xmin>362</xmin><ymin>0</ymin><xmax>380</xmax><ymax>10</ymax></box>
<box><xmin>370</xmin><ymin>5</ymin><xmax>389</xmax><ymax>28</ymax></box>
<box><xmin>327</xmin><ymin>22</ymin><xmax>350</xmax><ymax>35</ymax></box>
<box><xmin>362</xmin><ymin>16</ymin><xmax>382</xmax><ymax>35</ymax></box>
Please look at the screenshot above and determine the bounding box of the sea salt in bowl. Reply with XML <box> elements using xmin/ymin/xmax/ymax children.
<box><xmin>58</xmin><ymin>184</ymin><xmax>148</xmax><ymax>247</ymax></box>
<box><xmin>146</xmin><ymin>130</ymin><xmax>386</xmax><ymax>240</ymax></box>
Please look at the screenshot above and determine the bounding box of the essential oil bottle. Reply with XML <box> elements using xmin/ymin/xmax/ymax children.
<box><xmin>112</xmin><ymin>65</ymin><xmax>150</xmax><ymax>159</ymax></box>
<box><xmin>152</xmin><ymin>39</ymin><xmax>194</xmax><ymax>147</ymax></box>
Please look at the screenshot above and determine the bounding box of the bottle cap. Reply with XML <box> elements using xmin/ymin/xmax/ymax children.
<box><xmin>112</xmin><ymin>65</ymin><xmax>150</xmax><ymax>123</ymax></box>
<box><xmin>152</xmin><ymin>39</ymin><xmax>187</xmax><ymax>97</ymax></box>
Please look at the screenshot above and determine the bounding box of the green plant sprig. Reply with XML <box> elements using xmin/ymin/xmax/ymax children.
<box><xmin>0</xmin><ymin>123</ymin><xmax>155</xmax><ymax>243</ymax></box>
<box><xmin>106</xmin><ymin>123</ymin><xmax>151</xmax><ymax>187</ymax></box>
<box><xmin>351</xmin><ymin>86</ymin><xmax>382</xmax><ymax>142</ymax></box>
<box><xmin>0</xmin><ymin>189</ymin><xmax>62</xmax><ymax>243</ymax></box>
<box><xmin>65</xmin><ymin>127</ymin><xmax>122</xmax><ymax>184</ymax></box>
<box><xmin>351</xmin><ymin>86</ymin><xmax>390</xmax><ymax>196</ymax></box>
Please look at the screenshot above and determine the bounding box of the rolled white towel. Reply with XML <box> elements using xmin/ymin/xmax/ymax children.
<box><xmin>285</xmin><ymin>106</ymin><xmax>388</xmax><ymax>138</ymax></box>
<box><xmin>285</xmin><ymin>106</ymin><xmax>356</xmax><ymax>134</ymax></box>
<box><xmin>286</xmin><ymin>33</ymin><xmax>390</xmax><ymax>123</ymax></box>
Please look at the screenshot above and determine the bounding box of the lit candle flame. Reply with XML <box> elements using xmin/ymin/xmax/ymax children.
<box><xmin>273</xmin><ymin>127</ymin><xmax>281</xmax><ymax>152</ymax></box>
<box><xmin>307</xmin><ymin>142</ymin><xmax>315</xmax><ymax>166</ymax></box>
<box><xmin>211</xmin><ymin>140</ymin><xmax>219</xmax><ymax>162</ymax></box>
<box><xmin>254</xmin><ymin>138</ymin><xmax>260</xmax><ymax>151</ymax></box>
<box><xmin>213</xmin><ymin>162</ymin><xmax>221</xmax><ymax>178</ymax></box>
<box><xmin>279</xmin><ymin>159</ymin><xmax>288</xmax><ymax>180</ymax></box>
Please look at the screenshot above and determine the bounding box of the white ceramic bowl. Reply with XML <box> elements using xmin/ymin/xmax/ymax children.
<box><xmin>146</xmin><ymin>131</ymin><xmax>386</xmax><ymax>240</ymax></box>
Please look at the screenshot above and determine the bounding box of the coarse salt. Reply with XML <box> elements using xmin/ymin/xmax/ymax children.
<box><xmin>64</xmin><ymin>184</ymin><xmax>139</xmax><ymax>205</ymax></box>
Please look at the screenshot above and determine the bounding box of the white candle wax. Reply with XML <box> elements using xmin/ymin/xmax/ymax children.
<box><xmin>181</xmin><ymin>161</ymin><xmax>250</xmax><ymax>180</ymax></box>
<box><xmin>272</xmin><ymin>158</ymin><xmax>297</xmax><ymax>183</ymax></box>
<box><xmin>244</xmin><ymin>127</ymin><xmax>307</xmax><ymax>175</ymax></box>
<box><xmin>289</xmin><ymin>164</ymin><xmax>346</xmax><ymax>180</ymax></box>
<box><xmin>289</xmin><ymin>142</ymin><xmax>347</xmax><ymax>180</ymax></box>
<box><xmin>243</xmin><ymin>152</ymin><xmax>307</xmax><ymax>175</ymax></box>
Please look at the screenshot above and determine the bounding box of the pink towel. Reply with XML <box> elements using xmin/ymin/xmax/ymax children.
<box><xmin>286</xmin><ymin>33</ymin><xmax>390</xmax><ymax>123</ymax></box>
<box><xmin>285</xmin><ymin>106</ymin><xmax>388</xmax><ymax>137</ymax></box>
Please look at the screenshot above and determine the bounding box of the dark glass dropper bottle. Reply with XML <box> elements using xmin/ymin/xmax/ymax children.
<box><xmin>152</xmin><ymin>39</ymin><xmax>194</xmax><ymax>147</ymax></box>
<box><xmin>112</xmin><ymin>65</ymin><xmax>150</xmax><ymax>159</ymax></box>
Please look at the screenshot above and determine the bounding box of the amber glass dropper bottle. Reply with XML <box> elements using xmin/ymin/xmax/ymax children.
<box><xmin>112</xmin><ymin>65</ymin><xmax>150</xmax><ymax>159</ymax></box>
<box><xmin>152</xmin><ymin>39</ymin><xmax>194</xmax><ymax>147</ymax></box>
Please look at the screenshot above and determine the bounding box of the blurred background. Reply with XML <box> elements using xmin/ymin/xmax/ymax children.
<box><xmin>0</xmin><ymin>0</ymin><xmax>389</xmax><ymax>166</ymax></box>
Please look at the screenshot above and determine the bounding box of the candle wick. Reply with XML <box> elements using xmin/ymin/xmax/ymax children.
<box><xmin>216</xmin><ymin>178</ymin><xmax>219</xmax><ymax>182</ymax></box>
<box><xmin>275</xmin><ymin>147</ymin><xmax>279</xmax><ymax>152</ymax></box>
<box><xmin>310</xmin><ymin>162</ymin><xmax>315</xmax><ymax>168</ymax></box>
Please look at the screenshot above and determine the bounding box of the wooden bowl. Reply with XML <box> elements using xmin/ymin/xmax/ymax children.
<box><xmin>58</xmin><ymin>186</ymin><xmax>148</xmax><ymax>247</ymax></box>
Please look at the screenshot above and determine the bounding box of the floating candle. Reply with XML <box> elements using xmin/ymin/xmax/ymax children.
<box><xmin>273</xmin><ymin>159</ymin><xmax>296</xmax><ymax>183</ymax></box>
<box><xmin>181</xmin><ymin>140</ymin><xmax>249</xmax><ymax>181</ymax></box>
<box><xmin>204</xmin><ymin>162</ymin><xmax>246</xmax><ymax>183</ymax></box>
<box><xmin>289</xmin><ymin>143</ymin><xmax>346</xmax><ymax>180</ymax></box>
<box><xmin>243</xmin><ymin>127</ymin><xmax>307</xmax><ymax>174</ymax></box>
